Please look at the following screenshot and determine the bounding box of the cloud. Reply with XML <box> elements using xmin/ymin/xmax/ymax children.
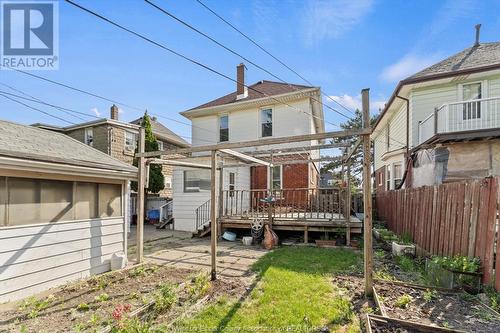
<box><xmin>379</xmin><ymin>53</ymin><xmax>442</xmax><ymax>83</ymax></box>
<box><xmin>90</xmin><ymin>107</ymin><xmax>100</xmax><ymax>117</ymax></box>
<box><xmin>301</xmin><ymin>0</ymin><xmax>373</xmax><ymax>45</ymax></box>
<box><xmin>327</xmin><ymin>94</ymin><xmax>386</xmax><ymax>113</ymax></box>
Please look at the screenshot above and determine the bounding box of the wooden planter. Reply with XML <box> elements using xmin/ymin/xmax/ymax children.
<box><xmin>392</xmin><ymin>241</ymin><xmax>416</xmax><ymax>256</ymax></box>
<box><xmin>366</xmin><ymin>314</ymin><xmax>465</xmax><ymax>333</ymax></box>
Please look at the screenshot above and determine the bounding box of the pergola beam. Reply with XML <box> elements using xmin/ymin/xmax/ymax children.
<box><xmin>137</xmin><ymin>128</ymin><xmax>370</xmax><ymax>157</ymax></box>
<box><xmin>220</xmin><ymin>156</ymin><xmax>341</xmax><ymax>169</ymax></box>
<box><xmin>246</xmin><ymin>143</ymin><xmax>350</xmax><ymax>157</ymax></box>
<box><xmin>147</xmin><ymin>159</ymin><xmax>211</xmax><ymax>169</ymax></box>
<box><xmin>344</xmin><ymin>138</ymin><xmax>362</xmax><ymax>163</ymax></box>
<box><xmin>219</xmin><ymin>149</ymin><xmax>271</xmax><ymax>166</ymax></box>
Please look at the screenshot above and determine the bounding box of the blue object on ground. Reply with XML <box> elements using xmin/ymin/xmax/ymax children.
<box><xmin>222</xmin><ymin>231</ymin><xmax>237</xmax><ymax>241</ymax></box>
<box><xmin>148</xmin><ymin>209</ymin><xmax>160</xmax><ymax>220</ymax></box>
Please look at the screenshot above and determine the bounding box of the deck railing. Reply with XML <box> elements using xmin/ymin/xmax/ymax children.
<box><xmin>221</xmin><ymin>188</ymin><xmax>345</xmax><ymax>220</ymax></box>
<box><xmin>418</xmin><ymin>96</ymin><xmax>500</xmax><ymax>144</ymax></box>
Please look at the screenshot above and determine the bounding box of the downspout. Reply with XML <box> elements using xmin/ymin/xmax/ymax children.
<box><xmin>395</xmin><ymin>95</ymin><xmax>410</xmax><ymax>189</ymax></box>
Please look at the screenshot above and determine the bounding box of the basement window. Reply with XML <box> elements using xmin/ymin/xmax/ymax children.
<box><xmin>261</xmin><ymin>108</ymin><xmax>273</xmax><ymax>137</ymax></box>
<box><xmin>219</xmin><ymin>115</ymin><xmax>229</xmax><ymax>142</ymax></box>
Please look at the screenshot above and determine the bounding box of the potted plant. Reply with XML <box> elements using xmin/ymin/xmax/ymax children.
<box><xmin>391</xmin><ymin>232</ymin><xmax>415</xmax><ymax>256</ymax></box>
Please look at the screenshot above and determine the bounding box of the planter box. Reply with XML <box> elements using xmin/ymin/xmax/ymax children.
<box><xmin>392</xmin><ymin>241</ymin><xmax>416</xmax><ymax>256</ymax></box>
<box><xmin>425</xmin><ymin>258</ymin><xmax>482</xmax><ymax>293</ymax></box>
<box><xmin>315</xmin><ymin>240</ymin><xmax>337</xmax><ymax>248</ymax></box>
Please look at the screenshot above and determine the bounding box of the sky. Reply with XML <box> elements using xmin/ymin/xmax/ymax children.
<box><xmin>1</xmin><ymin>0</ymin><xmax>500</xmax><ymax>143</ymax></box>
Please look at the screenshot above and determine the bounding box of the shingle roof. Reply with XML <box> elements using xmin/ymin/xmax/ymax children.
<box><xmin>408</xmin><ymin>42</ymin><xmax>500</xmax><ymax>80</ymax></box>
<box><xmin>189</xmin><ymin>80</ymin><xmax>315</xmax><ymax>110</ymax></box>
<box><xmin>129</xmin><ymin>117</ymin><xmax>190</xmax><ymax>148</ymax></box>
<box><xmin>0</xmin><ymin>120</ymin><xmax>137</xmax><ymax>173</ymax></box>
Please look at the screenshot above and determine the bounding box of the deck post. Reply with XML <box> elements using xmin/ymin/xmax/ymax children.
<box><xmin>304</xmin><ymin>225</ymin><xmax>309</xmax><ymax>244</ymax></box>
<box><xmin>362</xmin><ymin>88</ymin><xmax>373</xmax><ymax>297</ymax></box>
<box><xmin>210</xmin><ymin>150</ymin><xmax>218</xmax><ymax>281</ymax></box>
<box><xmin>346</xmin><ymin>161</ymin><xmax>351</xmax><ymax>246</ymax></box>
<box><xmin>136</xmin><ymin>127</ymin><xmax>146</xmax><ymax>263</ymax></box>
<box><xmin>218</xmin><ymin>159</ymin><xmax>223</xmax><ymax>238</ymax></box>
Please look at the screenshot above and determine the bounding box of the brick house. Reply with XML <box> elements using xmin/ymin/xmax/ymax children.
<box><xmin>34</xmin><ymin>105</ymin><xmax>189</xmax><ymax>198</ymax></box>
<box><xmin>171</xmin><ymin>63</ymin><xmax>325</xmax><ymax>232</ymax></box>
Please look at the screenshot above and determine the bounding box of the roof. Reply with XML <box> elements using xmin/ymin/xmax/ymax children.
<box><xmin>130</xmin><ymin>116</ymin><xmax>190</xmax><ymax>148</ymax></box>
<box><xmin>409</xmin><ymin>42</ymin><xmax>500</xmax><ymax>80</ymax></box>
<box><xmin>0</xmin><ymin>120</ymin><xmax>137</xmax><ymax>173</ymax></box>
<box><xmin>188</xmin><ymin>80</ymin><xmax>315</xmax><ymax>111</ymax></box>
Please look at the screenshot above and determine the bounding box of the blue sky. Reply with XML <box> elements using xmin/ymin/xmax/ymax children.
<box><xmin>1</xmin><ymin>0</ymin><xmax>500</xmax><ymax>142</ymax></box>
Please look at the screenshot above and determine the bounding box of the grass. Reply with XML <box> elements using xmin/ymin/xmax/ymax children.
<box><xmin>174</xmin><ymin>247</ymin><xmax>363</xmax><ymax>333</ymax></box>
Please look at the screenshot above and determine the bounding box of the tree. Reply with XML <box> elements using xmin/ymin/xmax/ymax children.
<box><xmin>321</xmin><ymin>108</ymin><xmax>378</xmax><ymax>188</ymax></box>
<box><xmin>131</xmin><ymin>111</ymin><xmax>164</xmax><ymax>194</ymax></box>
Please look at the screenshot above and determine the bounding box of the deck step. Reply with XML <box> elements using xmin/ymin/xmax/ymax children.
<box><xmin>156</xmin><ymin>216</ymin><xmax>173</xmax><ymax>229</ymax></box>
<box><xmin>193</xmin><ymin>222</ymin><xmax>211</xmax><ymax>238</ymax></box>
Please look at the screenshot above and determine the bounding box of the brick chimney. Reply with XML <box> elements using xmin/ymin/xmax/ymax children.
<box><xmin>110</xmin><ymin>104</ymin><xmax>119</xmax><ymax>120</ymax></box>
<box><xmin>474</xmin><ymin>24</ymin><xmax>481</xmax><ymax>47</ymax></box>
<box><xmin>236</xmin><ymin>63</ymin><xmax>248</xmax><ymax>100</ymax></box>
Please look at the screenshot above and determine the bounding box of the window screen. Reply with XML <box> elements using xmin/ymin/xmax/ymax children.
<box><xmin>40</xmin><ymin>180</ymin><xmax>73</xmax><ymax>223</ymax></box>
<box><xmin>8</xmin><ymin>178</ymin><xmax>40</xmax><ymax>226</ymax></box>
<box><xmin>184</xmin><ymin>170</ymin><xmax>211</xmax><ymax>192</ymax></box>
<box><xmin>75</xmin><ymin>182</ymin><xmax>98</xmax><ymax>220</ymax></box>
<box><xmin>462</xmin><ymin>83</ymin><xmax>482</xmax><ymax>120</ymax></box>
<box><xmin>219</xmin><ymin>115</ymin><xmax>229</xmax><ymax>142</ymax></box>
<box><xmin>0</xmin><ymin>177</ymin><xmax>5</xmax><ymax>226</ymax></box>
<box><xmin>98</xmin><ymin>184</ymin><xmax>122</xmax><ymax>217</ymax></box>
<box><xmin>261</xmin><ymin>109</ymin><xmax>272</xmax><ymax>137</ymax></box>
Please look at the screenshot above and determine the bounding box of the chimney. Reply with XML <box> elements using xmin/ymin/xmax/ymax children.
<box><xmin>236</xmin><ymin>63</ymin><xmax>248</xmax><ymax>100</ymax></box>
<box><xmin>110</xmin><ymin>104</ymin><xmax>119</xmax><ymax>120</ymax></box>
<box><xmin>474</xmin><ymin>24</ymin><xmax>481</xmax><ymax>47</ymax></box>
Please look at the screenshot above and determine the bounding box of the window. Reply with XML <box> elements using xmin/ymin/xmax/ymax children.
<box><xmin>125</xmin><ymin>131</ymin><xmax>137</xmax><ymax>151</ymax></box>
<box><xmin>184</xmin><ymin>170</ymin><xmax>211</xmax><ymax>192</ymax></box>
<box><xmin>229</xmin><ymin>172</ymin><xmax>235</xmax><ymax>197</ymax></box>
<box><xmin>85</xmin><ymin>128</ymin><xmax>94</xmax><ymax>146</ymax></box>
<box><xmin>39</xmin><ymin>180</ymin><xmax>73</xmax><ymax>222</ymax></box>
<box><xmin>98</xmin><ymin>183</ymin><xmax>122</xmax><ymax>218</ymax></box>
<box><xmin>261</xmin><ymin>108</ymin><xmax>273</xmax><ymax>137</ymax></box>
<box><xmin>0</xmin><ymin>177</ymin><xmax>5</xmax><ymax>226</ymax></box>
<box><xmin>219</xmin><ymin>115</ymin><xmax>229</xmax><ymax>142</ymax></box>
<box><xmin>393</xmin><ymin>163</ymin><xmax>403</xmax><ymax>189</ymax></box>
<box><xmin>164</xmin><ymin>176</ymin><xmax>172</xmax><ymax>189</ymax></box>
<box><xmin>75</xmin><ymin>182</ymin><xmax>98</xmax><ymax>220</ymax></box>
<box><xmin>378</xmin><ymin>171</ymin><xmax>383</xmax><ymax>186</ymax></box>
<box><xmin>157</xmin><ymin>141</ymin><xmax>164</xmax><ymax>151</ymax></box>
<box><xmin>386</xmin><ymin>168</ymin><xmax>391</xmax><ymax>191</ymax></box>
<box><xmin>386</xmin><ymin>124</ymin><xmax>390</xmax><ymax>151</ymax></box>
<box><xmin>271</xmin><ymin>165</ymin><xmax>281</xmax><ymax>190</ymax></box>
<box><xmin>462</xmin><ymin>82</ymin><xmax>482</xmax><ymax>120</ymax></box>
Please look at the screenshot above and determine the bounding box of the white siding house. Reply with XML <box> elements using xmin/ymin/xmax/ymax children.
<box><xmin>0</xmin><ymin>120</ymin><xmax>137</xmax><ymax>302</ymax></box>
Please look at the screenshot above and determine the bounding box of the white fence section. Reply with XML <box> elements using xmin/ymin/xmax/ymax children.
<box><xmin>418</xmin><ymin>97</ymin><xmax>500</xmax><ymax>144</ymax></box>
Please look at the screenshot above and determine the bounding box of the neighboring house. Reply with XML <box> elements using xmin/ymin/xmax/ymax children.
<box><xmin>172</xmin><ymin>63</ymin><xmax>325</xmax><ymax>232</ymax></box>
<box><xmin>372</xmin><ymin>32</ymin><xmax>500</xmax><ymax>192</ymax></box>
<box><xmin>319</xmin><ymin>172</ymin><xmax>338</xmax><ymax>188</ymax></box>
<box><xmin>0</xmin><ymin>120</ymin><xmax>137</xmax><ymax>302</ymax></box>
<box><xmin>34</xmin><ymin>106</ymin><xmax>190</xmax><ymax>198</ymax></box>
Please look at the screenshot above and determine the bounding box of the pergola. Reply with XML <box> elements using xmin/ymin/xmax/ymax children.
<box><xmin>134</xmin><ymin>89</ymin><xmax>373</xmax><ymax>296</ymax></box>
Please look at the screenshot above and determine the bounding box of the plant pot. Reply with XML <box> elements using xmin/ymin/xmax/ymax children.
<box><xmin>391</xmin><ymin>241</ymin><xmax>415</xmax><ymax>256</ymax></box>
<box><xmin>315</xmin><ymin>240</ymin><xmax>337</xmax><ymax>248</ymax></box>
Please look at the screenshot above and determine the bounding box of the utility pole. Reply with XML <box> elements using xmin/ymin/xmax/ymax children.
<box><xmin>362</xmin><ymin>88</ymin><xmax>373</xmax><ymax>297</ymax></box>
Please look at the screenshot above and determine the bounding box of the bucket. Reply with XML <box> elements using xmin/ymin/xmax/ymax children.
<box><xmin>242</xmin><ymin>236</ymin><xmax>253</xmax><ymax>246</ymax></box>
<box><xmin>222</xmin><ymin>231</ymin><xmax>237</xmax><ymax>241</ymax></box>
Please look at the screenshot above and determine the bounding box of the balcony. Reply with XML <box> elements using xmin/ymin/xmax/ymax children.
<box><xmin>418</xmin><ymin>97</ymin><xmax>500</xmax><ymax>145</ymax></box>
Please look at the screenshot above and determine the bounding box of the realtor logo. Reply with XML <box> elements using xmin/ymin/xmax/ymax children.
<box><xmin>1</xmin><ymin>1</ymin><xmax>59</xmax><ymax>70</ymax></box>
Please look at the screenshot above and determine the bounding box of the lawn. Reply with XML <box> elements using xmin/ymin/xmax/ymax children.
<box><xmin>172</xmin><ymin>247</ymin><xmax>363</xmax><ymax>333</ymax></box>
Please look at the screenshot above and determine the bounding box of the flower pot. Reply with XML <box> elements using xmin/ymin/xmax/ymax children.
<box><xmin>391</xmin><ymin>241</ymin><xmax>415</xmax><ymax>256</ymax></box>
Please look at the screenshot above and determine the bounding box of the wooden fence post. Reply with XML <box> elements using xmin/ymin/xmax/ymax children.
<box><xmin>136</xmin><ymin>127</ymin><xmax>146</xmax><ymax>263</ymax></box>
<box><xmin>362</xmin><ymin>88</ymin><xmax>373</xmax><ymax>297</ymax></box>
<box><xmin>210</xmin><ymin>150</ymin><xmax>218</xmax><ymax>280</ymax></box>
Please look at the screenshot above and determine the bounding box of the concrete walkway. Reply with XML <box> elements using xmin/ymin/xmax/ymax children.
<box><xmin>128</xmin><ymin>226</ymin><xmax>268</xmax><ymax>279</ymax></box>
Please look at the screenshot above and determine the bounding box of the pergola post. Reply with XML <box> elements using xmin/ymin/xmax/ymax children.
<box><xmin>136</xmin><ymin>127</ymin><xmax>146</xmax><ymax>263</ymax></box>
<box><xmin>210</xmin><ymin>150</ymin><xmax>218</xmax><ymax>280</ymax></box>
<box><xmin>218</xmin><ymin>159</ymin><xmax>223</xmax><ymax>238</ymax></box>
<box><xmin>346</xmin><ymin>161</ymin><xmax>351</xmax><ymax>246</ymax></box>
<box><xmin>362</xmin><ymin>88</ymin><xmax>373</xmax><ymax>297</ymax></box>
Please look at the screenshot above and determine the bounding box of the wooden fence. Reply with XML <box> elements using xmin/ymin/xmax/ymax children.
<box><xmin>375</xmin><ymin>177</ymin><xmax>500</xmax><ymax>290</ymax></box>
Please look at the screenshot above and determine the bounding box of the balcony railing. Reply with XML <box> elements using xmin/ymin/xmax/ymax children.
<box><xmin>418</xmin><ymin>97</ymin><xmax>500</xmax><ymax>144</ymax></box>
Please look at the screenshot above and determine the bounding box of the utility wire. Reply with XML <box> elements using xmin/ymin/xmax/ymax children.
<box><xmin>145</xmin><ymin>0</ymin><xmax>351</xmax><ymax>120</ymax></box>
<box><xmin>0</xmin><ymin>93</ymin><xmax>75</xmax><ymax>125</ymax></box>
<box><xmin>63</xmin><ymin>0</ymin><xmax>340</xmax><ymax>129</ymax></box>
<box><xmin>194</xmin><ymin>0</ymin><xmax>356</xmax><ymax>115</ymax></box>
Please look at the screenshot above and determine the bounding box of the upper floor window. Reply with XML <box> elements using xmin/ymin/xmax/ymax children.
<box><xmin>219</xmin><ymin>115</ymin><xmax>229</xmax><ymax>142</ymax></box>
<box><xmin>261</xmin><ymin>108</ymin><xmax>273</xmax><ymax>137</ymax></box>
<box><xmin>462</xmin><ymin>82</ymin><xmax>482</xmax><ymax>120</ymax></box>
<box><xmin>125</xmin><ymin>131</ymin><xmax>137</xmax><ymax>151</ymax></box>
<box><xmin>157</xmin><ymin>140</ymin><xmax>164</xmax><ymax>151</ymax></box>
<box><xmin>85</xmin><ymin>128</ymin><xmax>93</xmax><ymax>147</ymax></box>
<box><xmin>164</xmin><ymin>175</ymin><xmax>172</xmax><ymax>189</ymax></box>
<box><xmin>393</xmin><ymin>163</ymin><xmax>403</xmax><ymax>189</ymax></box>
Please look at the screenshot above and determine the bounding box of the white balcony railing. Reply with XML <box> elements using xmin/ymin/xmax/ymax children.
<box><xmin>418</xmin><ymin>97</ymin><xmax>500</xmax><ymax>144</ymax></box>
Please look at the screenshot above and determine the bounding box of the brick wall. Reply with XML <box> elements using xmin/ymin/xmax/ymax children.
<box><xmin>250</xmin><ymin>155</ymin><xmax>310</xmax><ymax>190</ymax></box>
<box><xmin>374</xmin><ymin>166</ymin><xmax>386</xmax><ymax>193</ymax></box>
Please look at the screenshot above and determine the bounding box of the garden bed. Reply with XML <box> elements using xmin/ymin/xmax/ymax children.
<box><xmin>374</xmin><ymin>280</ymin><xmax>500</xmax><ymax>333</ymax></box>
<box><xmin>367</xmin><ymin>314</ymin><xmax>465</xmax><ymax>333</ymax></box>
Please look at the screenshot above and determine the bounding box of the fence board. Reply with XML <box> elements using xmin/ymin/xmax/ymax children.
<box><xmin>375</xmin><ymin>177</ymin><xmax>499</xmax><ymax>291</ymax></box>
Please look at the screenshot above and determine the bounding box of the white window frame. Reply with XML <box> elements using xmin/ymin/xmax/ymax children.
<box><xmin>84</xmin><ymin>127</ymin><xmax>94</xmax><ymax>147</ymax></box>
<box><xmin>378</xmin><ymin>171</ymin><xmax>383</xmax><ymax>186</ymax></box>
<box><xmin>157</xmin><ymin>140</ymin><xmax>164</xmax><ymax>151</ymax></box>
<box><xmin>260</xmin><ymin>107</ymin><xmax>273</xmax><ymax>138</ymax></box>
<box><xmin>386</xmin><ymin>167</ymin><xmax>391</xmax><ymax>191</ymax></box>
<box><xmin>458</xmin><ymin>80</ymin><xmax>486</xmax><ymax>121</ymax></box>
<box><xmin>124</xmin><ymin>131</ymin><xmax>137</xmax><ymax>151</ymax></box>
<box><xmin>164</xmin><ymin>175</ymin><xmax>172</xmax><ymax>189</ymax></box>
<box><xmin>228</xmin><ymin>172</ymin><xmax>235</xmax><ymax>197</ymax></box>
<box><xmin>393</xmin><ymin>162</ymin><xmax>403</xmax><ymax>189</ymax></box>
<box><xmin>219</xmin><ymin>114</ymin><xmax>229</xmax><ymax>142</ymax></box>
<box><xmin>269</xmin><ymin>165</ymin><xmax>282</xmax><ymax>190</ymax></box>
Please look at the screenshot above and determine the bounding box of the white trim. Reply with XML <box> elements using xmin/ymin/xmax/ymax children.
<box><xmin>268</xmin><ymin>164</ymin><xmax>282</xmax><ymax>190</ymax></box>
<box><xmin>84</xmin><ymin>127</ymin><xmax>94</xmax><ymax>147</ymax></box>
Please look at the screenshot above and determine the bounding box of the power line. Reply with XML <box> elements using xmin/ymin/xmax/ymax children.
<box><xmin>0</xmin><ymin>93</ymin><xmax>75</xmax><ymax>125</ymax></box>
<box><xmin>145</xmin><ymin>0</ymin><xmax>351</xmax><ymax>120</ymax></box>
<box><xmin>194</xmin><ymin>0</ymin><xmax>356</xmax><ymax>115</ymax></box>
<box><xmin>63</xmin><ymin>0</ymin><xmax>340</xmax><ymax>129</ymax></box>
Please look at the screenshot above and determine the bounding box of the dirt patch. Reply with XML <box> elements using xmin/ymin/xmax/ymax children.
<box><xmin>332</xmin><ymin>274</ymin><xmax>376</xmax><ymax>323</ymax></box>
<box><xmin>368</xmin><ymin>316</ymin><xmax>431</xmax><ymax>333</ymax></box>
<box><xmin>0</xmin><ymin>264</ymin><xmax>195</xmax><ymax>333</ymax></box>
<box><xmin>375</xmin><ymin>281</ymin><xmax>500</xmax><ymax>333</ymax></box>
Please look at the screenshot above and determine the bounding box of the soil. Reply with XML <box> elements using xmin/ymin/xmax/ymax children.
<box><xmin>0</xmin><ymin>264</ymin><xmax>195</xmax><ymax>333</ymax></box>
<box><xmin>332</xmin><ymin>274</ymin><xmax>376</xmax><ymax>319</ymax></box>
<box><xmin>368</xmin><ymin>317</ymin><xmax>428</xmax><ymax>333</ymax></box>
<box><xmin>375</xmin><ymin>280</ymin><xmax>500</xmax><ymax>333</ymax></box>
<box><xmin>373</xmin><ymin>239</ymin><xmax>424</xmax><ymax>283</ymax></box>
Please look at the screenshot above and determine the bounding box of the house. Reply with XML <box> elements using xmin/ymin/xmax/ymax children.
<box><xmin>172</xmin><ymin>63</ymin><xmax>325</xmax><ymax>232</ymax></box>
<box><xmin>372</xmin><ymin>28</ymin><xmax>500</xmax><ymax>192</ymax></box>
<box><xmin>0</xmin><ymin>120</ymin><xmax>137</xmax><ymax>302</ymax></box>
<box><xmin>34</xmin><ymin>106</ymin><xmax>190</xmax><ymax>198</ymax></box>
